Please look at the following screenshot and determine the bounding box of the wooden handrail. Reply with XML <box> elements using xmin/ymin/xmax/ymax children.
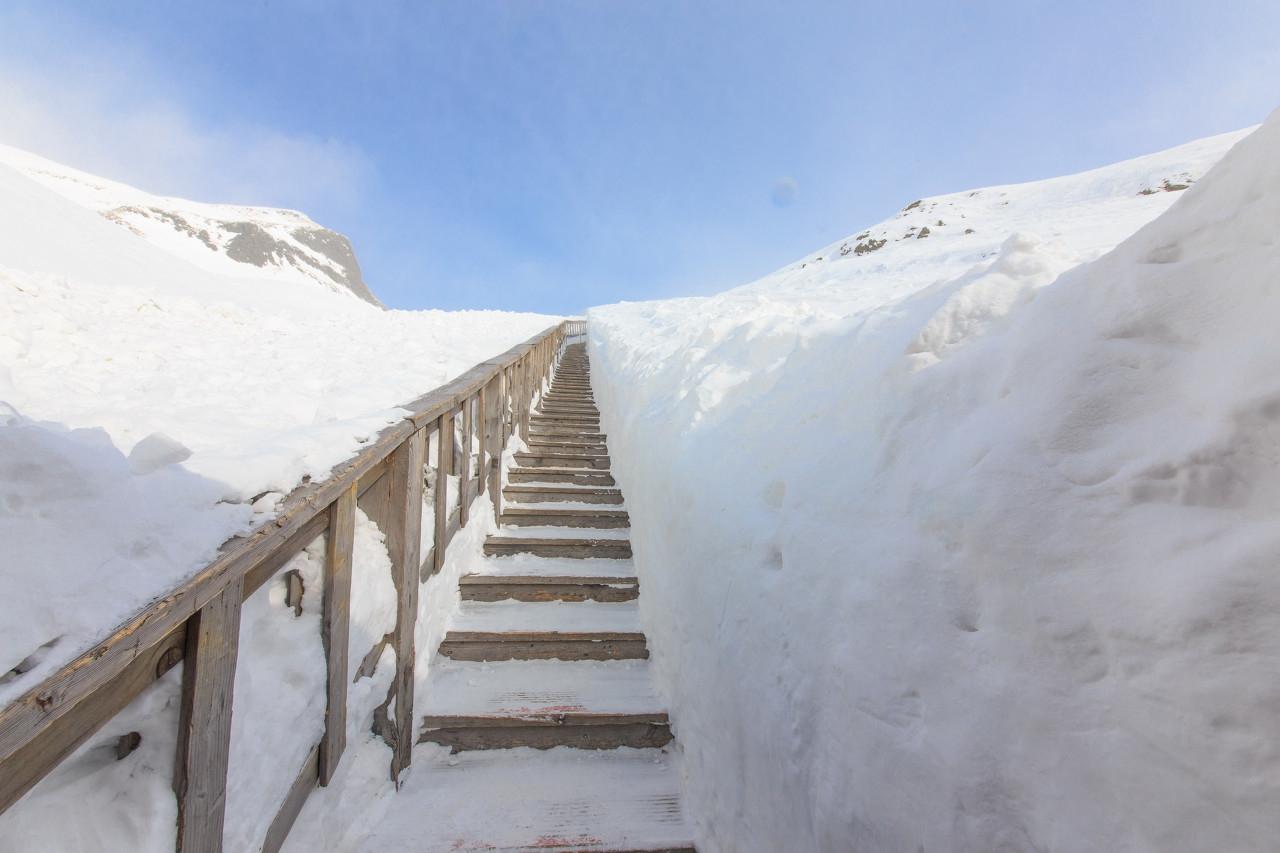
<box><xmin>0</xmin><ymin>319</ymin><xmax>578</xmax><ymax>852</ymax></box>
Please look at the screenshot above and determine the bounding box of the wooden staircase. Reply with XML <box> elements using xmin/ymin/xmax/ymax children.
<box><xmin>417</xmin><ymin>341</ymin><xmax>695</xmax><ymax>852</ymax></box>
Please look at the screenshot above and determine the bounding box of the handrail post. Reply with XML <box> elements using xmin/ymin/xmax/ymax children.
<box><xmin>175</xmin><ymin>576</ymin><xmax>244</xmax><ymax>853</ymax></box>
<box><xmin>434</xmin><ymin>413</ymin><xmax>452</xmax><ymax>574</ymax></box>
<box><xmin>386</xmin><ymin>428</ymin><xmax>425</xmax><ymax>783</ymax></box>
<box><xmin>319</xmin><ymin>484</ymin><xmax>356</xmax><ymax>786</ymax></box>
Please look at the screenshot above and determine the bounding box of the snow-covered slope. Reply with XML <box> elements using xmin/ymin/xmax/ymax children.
<box><xmin>0</xmin><ymin>142</ymin><xmax>381</xmax><ymax>305</ymax></box>
<box><xmin>589</xmin><ymin>116</ymin><xmax>1277</xmax><ymax>852</ymax></box>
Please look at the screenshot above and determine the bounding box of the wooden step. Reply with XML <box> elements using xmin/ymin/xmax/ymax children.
<box><xmin>535</xmin><ymin>412</ymin><xmax>604</xmax><ymax>422</ymax></box>
<box><xmin>539</xmin><ymin>404</ymin><xmax>600</xmax><ymax>414</ymax></box>
<box><xmin>526</xmin><ymin>443</ymin><xmax>608</xmax><ymax>456</ymax></box>
<box><xmin>513</xmin><ymin>452</ymin><xmax>610</xmax><ymax>470</ymax></box>
<box><xmin>504</xmin><ymin>485</ymin><xmax>623</xmax><ymax>504</ymax></box>
<box><xmin>483</xmin><ymin>537</ymin><xmax>632</xmax><ymax>558</ymax></box>
<box><xmin>419</xmin><ymin>711</ymin><xmax>671</xmax><ymax>751</ymax></box>
<box><xmin>508</xmin><ymin>468</ymin><xmax>615</xmax><ymax>486</ymax></box>
<box><xmin>528</xmin><ymin>426</ymin><xmax>606</xmax><ymax>439</ymax></box>
<box><xmin>501</xmin><ymin>507</ymin><xmax>629</xmax><ymax>527</ymax></box>
<box><xmin>527</xmin><ymin>437</ymin><xmax>608</xmax><ymax>450</ymax></box>
<box><xmin>438</xmin><ymin>631</ymin><xmax>649</xmax><ymax>661</ymax></box>
<box><xmin>459</xmin><ymin>574</ymin><xmax>639</xmax><ymax>601</ymax></box>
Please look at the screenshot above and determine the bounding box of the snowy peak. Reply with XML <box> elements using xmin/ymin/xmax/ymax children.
<box><xmin>0</xmin><ymin>143</ymin><xmax>381</xmax><ymax>306</ymax></box>
<box><xmin>745</xmin><ymin>126</ymin><xmax>1255</xmax><ymax>308</ymax></box>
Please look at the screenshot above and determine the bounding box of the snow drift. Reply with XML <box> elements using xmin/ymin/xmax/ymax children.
<box><xmin>589</xmin><ymin>116</ymin><xmax>1277</xmax><ymax>851</ymax></box>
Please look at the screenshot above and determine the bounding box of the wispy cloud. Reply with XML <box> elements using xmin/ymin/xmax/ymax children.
<box><xmin>0</xmin><ymin>26</ymin><xmax>371</xmax><ymax>214</ymax></box>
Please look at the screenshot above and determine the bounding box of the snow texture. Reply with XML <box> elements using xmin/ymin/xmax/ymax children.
<box><xmin>588</xmin><ymin>118</ymin><xmax>1276</xmax><ymax>851</ymax></box>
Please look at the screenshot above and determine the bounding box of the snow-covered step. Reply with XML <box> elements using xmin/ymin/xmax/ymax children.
<box><xmin>467</xmin><ymin>554</ymin><xmax>639</xmax><ymax>579</ymax></box>
<box><xmin>422</xmin><ymin>659</ymin><xmax>663</xmax><ymax>716</ymax></box>
<box><xmin>354</xmin><ymin>746</ymin><xmax>694</xmax><ymax>852</ymax></box>
<box><xmin>419</xmin><ymin>659</ymin><xmax>671</xmax><ymax>750</ymax></box>
<box><xmin>460</xmin><ymin>573</ymin><xmax>639</xmax><ymax>602</ymax></box>
<box><xmin>450</xmin><ymin>600</ymin><xmax>644</xmax><ymax>634</ymax></box>
<box><xmin>527</xmin><ymin>426</ymin><xmax>608</xmax><ymax>440</ymax></box>
<box><xmin>484</xmin><ymin>536</ymin><xmax>632</xmax><ymax>559</ymax></box>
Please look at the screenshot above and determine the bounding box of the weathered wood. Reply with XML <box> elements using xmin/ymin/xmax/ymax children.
<box><xmin>459</xmin><ymin>575</ymin><xmax>639</xmax><ymax>602</ymax></box>
<box><xmin>175</xmin><ymin>576</ymin><xmax>244</xmax><ymax>853</ymax></box>
<box><xmin>506</xmin><ymin>468</ymin><xmax>615</xmax><ymax>486</ymax></box>
<box><xmin>438</xmin><ymin>631</ymin><xmax>649</xmax><ymax>662</ymax></box>
<box><xmin>385</xmin><ymin>429</ymin><xmax>426</xmax><ymax>783</ymax></box>
<box><xmin>434</xmin><ymin>412</ymin><xmax>452</xmax><ymax>574</ymax></box>
<box><xmin>513</xmin><ymin>452</ymin><xmax>611</xmax><ymax>470</ymax></box>
<box><xmin>460</xmin><ymin>394</ymin><xmax>474</xmax><ymax>528</ymax></box>
<box><xmin>419</xmin><ymin>713</ymin><xmax>670</xmax><ymax>752</ymax></box>
<box><xmin>0</xmin><ymin>624</ymin><xmax>185</xmax><ymax>814</ymax></box>
<box><xmin>500</xmin><ymin>508</ymin><xmax>630</xmax><ymax>528</ymax></box>
<box><xmin>483</xmin><ymin>537</ymin><xmax>632</xmax><ymax>559</ymax></box>
<box><xmin>319</xmin><ymin>484</ymin><xmax>356</xmax><ymax>786</ymax></box>
<box><xmin>262</xmin><ymin>743</ymin><xmax>319</xmax><ymax>853</ymax></box>
<box><xmin>502</xmin><ymin>485</ymin><xmax>624</xmax><ymax>505</ymax></box>
<box><xmin>242</xmin><ymin>511</ymin><xmax>329</xmax><ymax>601</ymax></box>
<box><xmin>475</xmin><ymin>383</ymin><xmax>487</xmax><ymax>498</ymax></box>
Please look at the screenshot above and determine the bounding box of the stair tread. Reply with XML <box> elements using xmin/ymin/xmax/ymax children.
<box><xmin>450</xmin><ymin>600</ymin><xmax>643</xmax><ymax>634</ymax></box>
<box><xmin>460</xmin><ymin>574</ymin><xmax>639</xmax><ymax>585</ymax></box>
<box><xmin>421</xmin><ymin>658</ymin><xmax>661</xmax><ymax>717</ymax></box>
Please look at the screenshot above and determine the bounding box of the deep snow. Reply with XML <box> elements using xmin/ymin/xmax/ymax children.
<box><xmin>588</xmin><ymin>117</ymin><xmax>1277</xmax><ymax>851</ymax></box>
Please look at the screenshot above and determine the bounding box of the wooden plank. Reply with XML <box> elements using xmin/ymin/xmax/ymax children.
<box><xmin>482</xmin><ymin>537</ymin><xmax>632</xmax><ymax>559</ymax></box>
<box><xmin>319</xmin><ymin>485</ymin><xmax>356</xmax><ymax>786</ymax></box>
<box><xmin>419</xmin><ymin>714</ymin><xmax>670</xmax><ymax>752</ymax></box>
<box><xmin>458</xmin><ymin>575</ymin><xmax>639</xmax><ymax>603</ymax></box>
<box><xmin>476</xmin><ymin>383</ymin><xmax>487</xmax><ymax>498</ymax></box>
<box><xmin>0</xmin><ymin>623</ymin><xmax>185</xmax><ymax>814</ymax></box>
<box><xmin>434</xmin><ymin>412</ymin><xmax>452</xmax><ymax>574</ymax></box>
<box><xmin>175</xmin><ymin>576</ymin><xmax>243</xmax><ymax>853</ymax></box>
<box><xmin>460</xmin><ymin>394</ymin><xmax>473</xmax><ymax>528</ymax></box>
<box><xmin>438</xmin><ymin>631</ymin><xmax>649</xmax><ymax>662</ymax></box>
<box><xmin>385</xmin><ymin>429</ymin><xmax>425</xmax><ymax>783</ymax></box>
<box><xmin>262</xmin><ymin>743</ymin><xmax>319</xmax><ymax>853</ymax></box>
<box><xmin>242</xmin><ymin>511</ymin><xmax>328</xmax><ymax>600</ymax></box>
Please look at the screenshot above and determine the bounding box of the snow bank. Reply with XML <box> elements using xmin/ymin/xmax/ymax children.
<box><xmin>589</xmin><ymin>115</ymin><xmax>1278</xmax><ymax>851</ymax></box>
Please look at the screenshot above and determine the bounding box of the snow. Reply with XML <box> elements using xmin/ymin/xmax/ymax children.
<box><xmin>588</xmin><ymin>116</ymin><xmax>1277</xmax><ymax>851</ymax></box>
<box><xmin>0</xmin><ymin>145</ymin><xmax>555</xmax><ymax>850</ymax></box>
<box><xmin>290</xmin><ymin>745</ymin><xmax>692</xmax><ymax>852</ymax></box>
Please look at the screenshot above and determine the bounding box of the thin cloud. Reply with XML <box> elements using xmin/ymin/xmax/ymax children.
<box><xmin>0</xmin><ymin>53</ymin><xmax>371</xmax><ymax>215</ymax></box>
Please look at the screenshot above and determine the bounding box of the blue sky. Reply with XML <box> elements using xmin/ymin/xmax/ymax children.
<box><xmin>1</xmin><ymin>1</ymin><xmax>1278</xmax><ymax>313</ymax></box>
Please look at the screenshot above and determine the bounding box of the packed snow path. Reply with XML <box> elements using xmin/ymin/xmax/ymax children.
<box><xmin>290</xmin><ymin>343</ymin><xmax>697</xmax><ymax>852</ymax></box>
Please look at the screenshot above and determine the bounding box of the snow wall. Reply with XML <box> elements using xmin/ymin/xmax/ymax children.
<box><xmin>588</xmin><ymin>113</ymin><xmax>1280</xmax><ymax>852</ymax></box>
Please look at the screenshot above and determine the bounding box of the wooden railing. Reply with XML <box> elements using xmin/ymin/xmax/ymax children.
<box><xmin>0</xmin><ymin>319</ymin><xmax>579</xmax><ymax>851</ymax></box>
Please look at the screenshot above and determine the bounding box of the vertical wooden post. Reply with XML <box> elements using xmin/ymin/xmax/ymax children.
<box><xmin>519</xmin><ymin>356</ymin><xmax>532</xmax><ymax>439</ymax></box>
<box><xmin>476</xmin><ymin>384</ymin><xmax>487</xmax><ymax>498</ymax></box>
<box><xmin>175</xmin><ymin>576</ymin><xmax>244</xmax><ymax>853</ymax></box>
<box><xmin>488</xmin><ymin>376</ymin><xmax>502</xmax><ymax>524</ymax></box>
<box><xmin>459</xmin><ymin>396</ymin><xmax>473</xmax><ymax>528</ymax></box>
<box><xmin>319</xmin><ymin>484</ymin><xmax>356</xmax><ymax>786</ymax></box>
<box><xmin>500</xmin><ymin>366</ymin><xmax>511</xmax><ymax>446</ymax></box>
<box><xmin>385</xmin><ymin>428</ymin><xmax>425</xmax><ymax>783</ymax></box>
<box><xmin>434</xmin><ymin>411</ymin><xmax>452</xmax><ymax>573</ymax></box>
